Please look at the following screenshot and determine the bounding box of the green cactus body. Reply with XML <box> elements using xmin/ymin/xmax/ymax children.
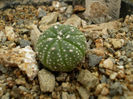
<box><xmin>36</xmin><ymin>24</ymin><xmax>86</xmax><ymax>72</ymax></box>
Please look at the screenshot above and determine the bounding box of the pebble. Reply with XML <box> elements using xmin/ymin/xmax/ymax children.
<box><xmin>110</xmin><ymin>72</ymin><xmax>117</xmax><ymax>80</ymax></box>
<box><xmin>5</xmin><ymin>26</ymin><xmax>18</xmax><ymax>42</ymax></box>
<box><xmin>38</xmin><ymin>69</ymin><xmax>55</xmax><ymax>92</ymax></box>
<box><xmin>88</xmin><ymin>53</ymin><xmax>102</xmax><ymax>67</ymax></box>
<box><xmin>15</xmin><ymin>77</ymin><xmax>26</xmax><ymax>85</ymax></box>
<box><xmin>61</xmin><ymin>92</ymin><xmax>76</xmax><ymax>99</ymax></box>
<box><xmin>0</xmin><ymin>64</ymin><xmax>8</xmax><ymax>74</ymax></box>
<box><xmin>0</xmin><ymin>84</ymin><xmax>6</xmax><ymax>97</ymax></box>
<box><xmin>101</xmin><ymin>87</ymin><xmax>109</xmax><ymax>96</ymax></box>
<box><xmin>103</xmin><ymin>58</ymin><xmax>114</xmax><ymax>70</ymax></box>
<box><xmin>61</xmin><ymin>82</ymin><xmax>71</xmax><ymax>91</ymax></box>
<box><xmin>77</xmin><ymin>69</ymin><xmax>99</xmax><ymax>91</ymax></box>
<box><xmin>18</xmin><ymin>86</ymin><xmax>28</xmax><ymax>92</ymax></box>
<box><xmin>39</xmin><ymin>12</ymin><xmax>59</xmax><ymax>25</ymax></box>
<box><xmin>125</xmin><ymin>75</ymin><xmax>133</xmax><ymax>83</ymax></box>
<box><xmin>76</xmin><ymin>86</ymin><xmax>90</xmax><ymax>99</ymax></box>
<box><xmin>19</xmin><ymin>39</ymin><xmax>31</xmax><ymax>48</ymax></box>
<box><xmin>95</xmin><ymin>83</ymin><xmax>109</xmax><ymax>95</ymax></box>
<box><xmin>64</xmin><ymin>14</ymin><xmax>82</xmax><ymax>27</ymax></box>
<box><xmin>117</xmin><ymin>70</ymin><xmax>125</xmax><ymax>79</ymax></box>
<box><xmin>109</xmin><ymin>82</ymin><xmax>123</xmax><ymax>96</ymax></box>
<box><xmin>65</xmin><ymin>5</ymin><xmax>73</xmax><ymax>17</ymax></box>
<box><xmin>56</xmin><ymin>73</ymin><xmax>67</xmax><ymax>82</ymax></box>
<box><xmin>1</xmin><ymin>92</ymin><xmax>10</xmax><ymax>99</ymax></box>
<box><xmin>111</xmin><ymin>39</ymin><xmax>124</xmax><ymax>49</ymax></box>
<box><xmin>61</xmin><ymin>92</ymin><xmax>69</xmax><ymax>99</ymax></box>
<box><xmin>37</xmin><ymin>8</ymin><xmax>46</xmax><ymax>18</ymax></box>
<box><xmin>52</xmin><ymin>1</ymin><xmax>61</xmax><ymax>10</ymax></box>
<box><xmin>0</xmin><ymin>31</ymin><xmax>6</xmax><ymax>43</ymax></box>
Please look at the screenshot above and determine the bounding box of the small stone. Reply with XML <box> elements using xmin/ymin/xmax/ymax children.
<box><xmin>60</xmin><ymin>7</ymin><xmax>67</xmax><ymax>13</ymax></box>
<box><xmin>30</xmin><ymin>24</ymin><xmax>42</xmax><ymax>48</ymax></box>
<box><xmin>61</xmin><ymin>92</ymin><xmax>76</xmax><ymax>99</ymax></box>
<box><xmin>0</xmin><ymin>1</ymin><xmax>7</xmax><ymax>9</ymax></box>
<box><xmin>104</xmin><ymin>42</ymin><xmax>111</xmax><ymax>48</ymax></box>
<box><xmin>37</xmin><ymin>8</ymin><xmax>46</xmax><ymax>18</ymax></box>
<box><xmin>69</xmin><ymin>93</ymin><xmax>76</xmax><ymax>99</ymax></box>
<box><xmin>56</xmin><ymin>73</ymin><xmax>67</xmax><ymax>81</ymax></box>
<box><xmin>81</xmin><ymin>20</ymin><xmax>87</xmax><ymax>28</ymax></box>
<box><xmin>77</xmin><ymin>86</ymin><xmax>90</xmax><ymax>99</ymax></box>
<box><xmin>61</xmin><ymin>82</ymin><xmax>71</xmax><ymax>91</ymax></box>
<box><xmin>61</xmin><ymin>92</ymin><xmax>68</xmax><ymax>99</ymax></box>
<box><xmin>95</xmin><ymin>39</ymin><xmax>103</xmax><ymax>48</ymax></box>
<box><xmin>127</xmin><ymin>84</ymin><xmax>133</xmax><ymax>91</ymax></box>
<box><xmin>95</xmin><ymin>83</ymin><xmax>109</xmax><ymax>95</ymax></box>
<box><xmin>52</xmin><ymin>92</ymin><xmax>60</xmax><ymax>99</ymax></box>
<box><xmin>110</xmin><ymin>72</ymin><xmax>117</xmax><ymax>80</ymax></box>
<box><xmin>114</xmin><ymin>51</ymin><xmax>121</xmax><ymax>58</ymax></box>
<box><xmin>52</xmin><ymin>1</ymin><xmax>61</xmax><ymax>10</ymax></box>
<box><xmin>0</xmin><ymin>84</ymin><xmax>6</xmax><ymax>97</ymax></box>
<box><xmin>100</xmin><ymin>75</ymin><xmax>107</xmax><ymax>83</ymax></box>
<box><xmin>109</xmin><ymin>82</ymin><xmax>123</xmax><ymax>96</ymax></box>
<box><xmin>1</xmin><ymin>92</ymin><xmax>10</xmax><ymax>99</ymax></box>
<box><xmin>38</xmin><ymin>69</ymin><xmax>55</xmax><ymax>92</ymax></box>
<box><xmin>103</xmin><ymin>58</ymin><xmax>114</xmax><ymax>70</ymax></box>
<box><xmin>39</xmin><ymin>12</ymin><xmax>59</xmax><ymax>25</ymax></box>
<box><xmin>111</xmin><ymin>39</ymin><xmax>124</xmax><ymax>49</ymax></box>
<box><xmin>18</xmin><ymin>86</ymin><xmax>28</xmax><ymax>92</ymax></box>
<box><xmin>0</xmin><ymin>64</ymin><xmax>8</xmax><ymax>74</ymax></box>
<box><xmin>101</xmin><ymin>87</ymin><xmax>109</xmax><ymax>96</ymax></box>
<box><xmin>5</xmin><ymin>26</ymin><xmax>18</xmax><ymax>41</ymax></box>
<box><xmin>117</xmin><ymin>70</ymin><xmax>125</xmax><ymax>79</ymax></box>
<box><xmin>19</xmin><ymin>39</ymin><xmax>31</xmax><ymax>48</ymax></box>
<box><xmin>77</xmin><ymin>69</ymin><xmax>99</xmax><ymax>91</ymax></box>
<box><xmin>125</xmin><ymin>75</ymin><xmax>133</xmax><ymax>83</ymax></box>
<box><xmin>64</xmin><ymin>14</ymin><xmax>81</xmax><ymax>27</ymax></box>
<box><xmin>15</xmin><ymin>77</ymin><xmax>26</xmax><ymax>85</ymax></box>
<box><xmin>65</xmin><ymin>5</ymin><xmax>73</xmax><ymax>17</ymax></box>
<box><xmin>88</xmin><ymin>53</ymin><xmax>102</xmax><ymax>67</ymax></box>
<box><xmin>0</xmin><ymin>31</ymin><xmax>6</xmax><ymax>43</ymax></box>
<box><xmin>92</xmin><ymin>48</ymin><xmax>105</xmax><ymax>57</ymax></box>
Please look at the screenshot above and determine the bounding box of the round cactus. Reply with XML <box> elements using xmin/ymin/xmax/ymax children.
<box><xmin>36</xmin><ymin>24</ymin><xmax>86</xmax><ymax>72</ymax></box>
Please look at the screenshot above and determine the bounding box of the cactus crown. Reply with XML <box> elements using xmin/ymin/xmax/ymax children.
<box><xmin>36</xmin><ymin>24</ymin><xmax>86</xmax><ymax>71</ymax></box>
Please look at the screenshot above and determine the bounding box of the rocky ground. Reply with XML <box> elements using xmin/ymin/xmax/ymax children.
<box><xmin>0</xmin><ymin>0</ymin><xmax>133</xmax><ymax>99</ymax></box>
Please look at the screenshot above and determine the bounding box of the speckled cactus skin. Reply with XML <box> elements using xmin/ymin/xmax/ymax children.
<box><xmin>36</xmin><ymin>24</ymin><xmax>86</xmax><ymax>72</ymax></box>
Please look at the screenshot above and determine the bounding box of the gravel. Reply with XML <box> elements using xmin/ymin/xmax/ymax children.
<box><xmin>0</xmin><ymin>1</ymin><xmax>133</xmax><ymax>98</ymax></box>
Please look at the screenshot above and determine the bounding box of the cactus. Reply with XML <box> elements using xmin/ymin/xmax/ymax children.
<box><xmin>36</xmin><ymin>24</ymin><xmax>86</xmax><ymax>72</ymax></box>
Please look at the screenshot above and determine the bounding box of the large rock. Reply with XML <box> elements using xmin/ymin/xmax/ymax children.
<box><xmin>38</xmin><ymin>69</ymin><xmax>55</xmax><ymax>92</ymax></box>
<box><xmin>77</xmin><ymin>69</ymin><xmax>99</xmax><ymax>91</ymax></box>
<box><xmin>0</xmin><ymin>46</ymin><xmax>39</xmax><ymax>80</ymax></box>
<box><xmin>84</xmin><ymin>0</ymin><xmax>121</xmax><ymax>23</ymax></box>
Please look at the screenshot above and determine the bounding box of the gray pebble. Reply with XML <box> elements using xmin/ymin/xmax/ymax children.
<box><xmin>88</xmin><ymin>54</ymin><xmax>102</xmax><ymax>67</ymax></box>
<box><xmin>38</xmin><ymin>8</ymin><xmax>46</xmax><ymax>18</ymax></box>
<box><xmin>109</xmin><ymin>82</ymin><xmax>123</xmax><ymax>96</ymax></box>
<box><xmin>19</xmin><ymin>39</ymin><xmax>31</xmax><ymax>48</ymax></box>
<box><xmin>0</xmin><ymin>64</ymin><xmax>8</xmax><ymax>74</ymax></box>
<box><xmin>18</xmin><ymin>86</ymin><xmax>28</xmax><ymax>92</ymax></box>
